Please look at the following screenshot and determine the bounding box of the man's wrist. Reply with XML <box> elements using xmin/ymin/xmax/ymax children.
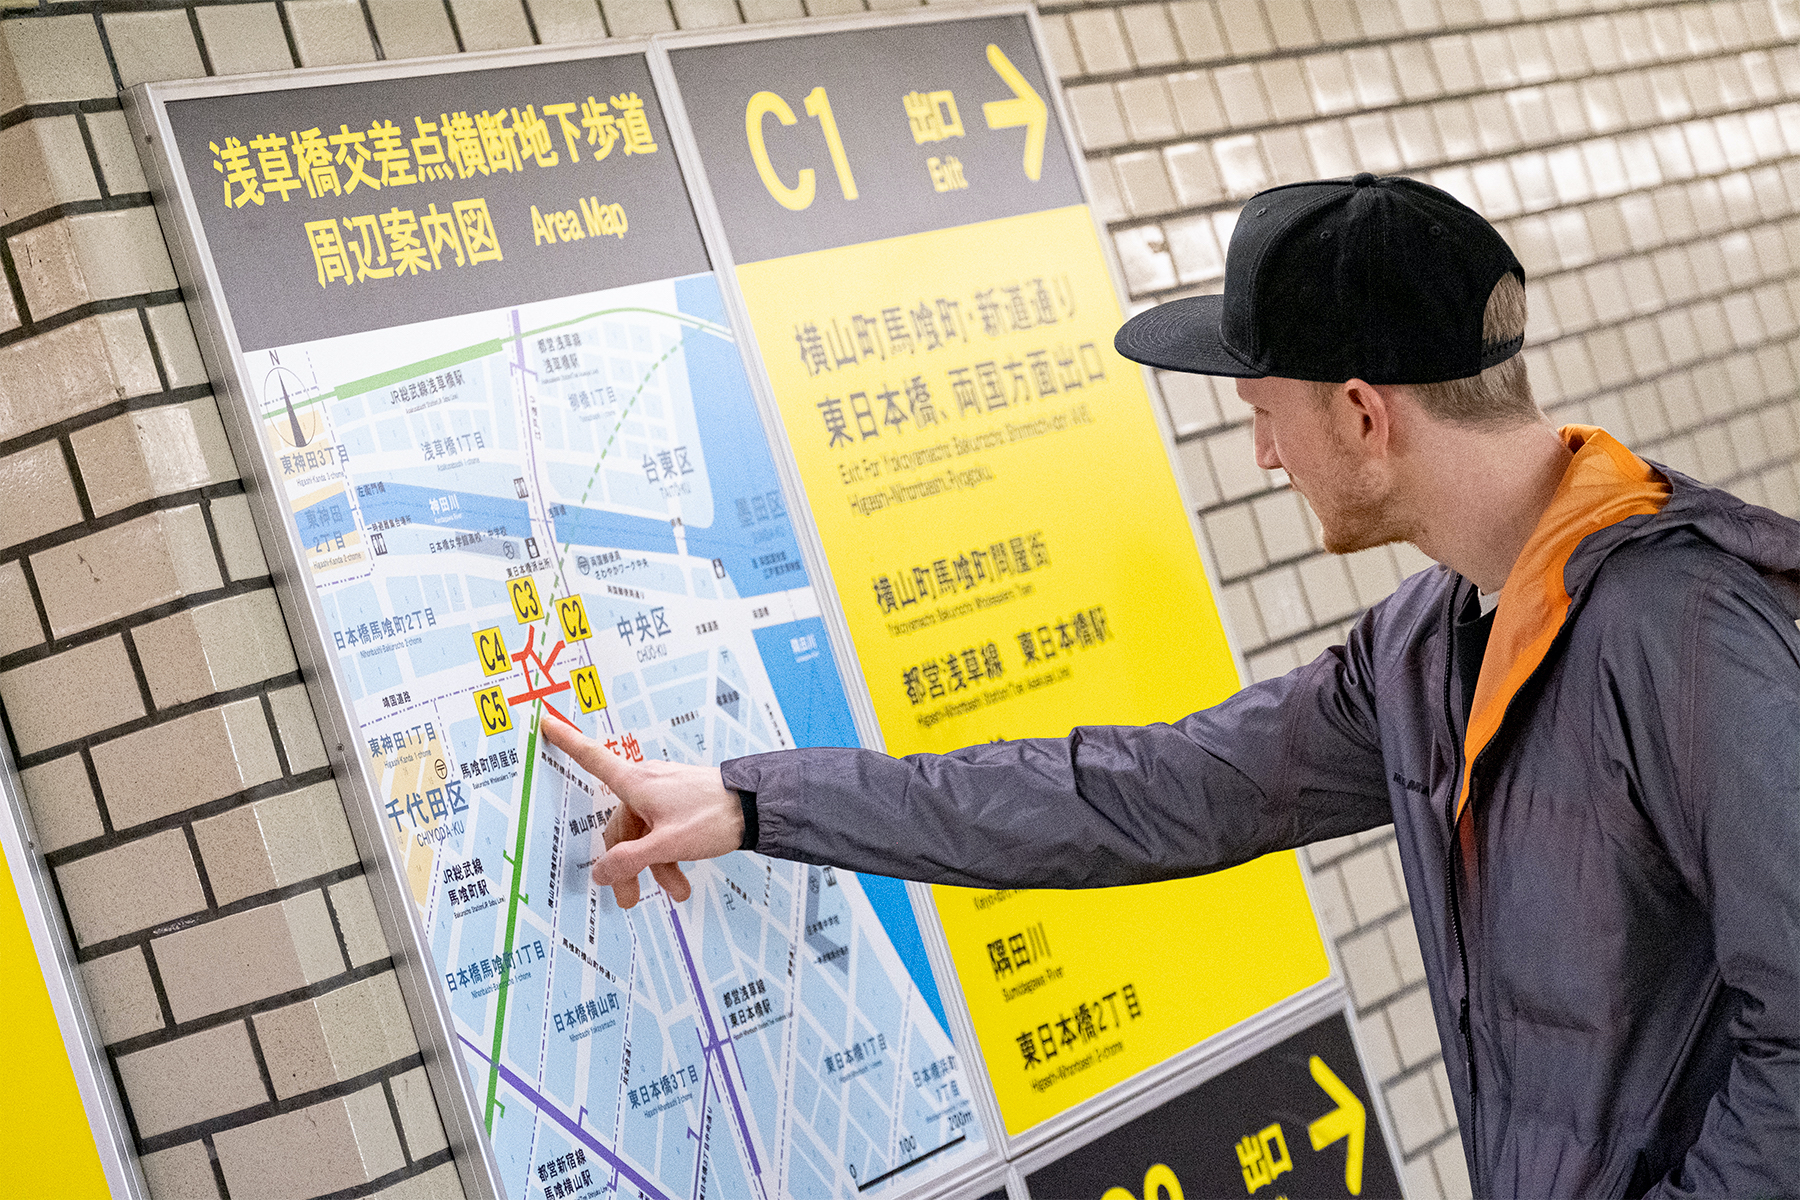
<box><xmin>736</xmin><ymin>789</ymin><xmax>759</xmax><ymax>852</ymax></box>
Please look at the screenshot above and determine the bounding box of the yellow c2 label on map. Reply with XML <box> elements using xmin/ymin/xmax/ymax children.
<box><xmin>571</xmin><ymin>665</ymin><xmax>607</xmax><ymax>713</ymax></box>
<box><xmin>509</xmin><ymin>577</ymin><xmax>544</xmax><ymax>624</ymax></box>
<box><xmin>474</xmin><ymin>627</ymin><xmax>511</xmax><ymax>677</ymax></box>
<box><xmin>475</xmin><ymin>685</ymin><xmax>512</xmax><ymax>734</ymax></box>
<box><xmin>556</xmin><ymin>595</ymin><xmax>592</xmax><ymax>642</ymax></box>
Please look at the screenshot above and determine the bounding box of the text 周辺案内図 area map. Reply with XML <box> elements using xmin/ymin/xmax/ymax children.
<box><xmin>252</xmin><ymin>270</ymin><xmax>987</xmax><ymax>1200</ymax></box>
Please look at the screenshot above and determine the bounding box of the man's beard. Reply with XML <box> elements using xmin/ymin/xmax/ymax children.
<box><xmin>1301</xmin><ymin>453</ymin><xmax>1413</xmax><ymax>556</ymax></box>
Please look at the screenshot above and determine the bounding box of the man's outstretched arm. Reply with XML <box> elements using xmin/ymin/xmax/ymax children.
<box><xmin>542</xmin><ymin>608</ymin><xmax>1395</xmax><ymax>907</ymax></box>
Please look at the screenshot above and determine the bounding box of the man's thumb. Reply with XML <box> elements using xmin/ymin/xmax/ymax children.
<box><xmin>592</xmin><ymin>832</ymin><xmax>674</xmax><ymax>887</ymax></box>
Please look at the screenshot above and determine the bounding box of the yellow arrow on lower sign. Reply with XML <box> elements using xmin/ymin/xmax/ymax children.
<box><xmin>1307</xmin><ymin>1054</ymin><xmax>1366</xmax><ymax>1195</ymax></box>
<box><xmin>981</xmin><ymin>43</ymin><xmax>1046</xmax><ymax>182</ymax></box>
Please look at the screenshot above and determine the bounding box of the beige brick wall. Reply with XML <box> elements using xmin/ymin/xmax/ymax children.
<box><xmin>0</xmin><ymin>8</ymin><xmax>465</xmax><ymax>1195</ymax></box>
<box><xmin>1</xmin><ymin>0</ymin><xmax>1795</xmax><ymax>1197</ymax></box>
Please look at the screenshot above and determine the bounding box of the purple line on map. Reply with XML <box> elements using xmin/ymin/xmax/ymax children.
<box><xmin>666</xmin><ymin>903</ymin><xmax>764</xmax><ymax>1181</ymax></box>
<box><xmin>457</xmin><ymin>1034</ymin><xmax>676</xmax><ymax>1200</ymax></box>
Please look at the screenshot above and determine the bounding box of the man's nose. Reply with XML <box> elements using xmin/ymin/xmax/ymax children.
<box><xmin>1253</xmin><ymin>415</ymin><xmax>1281</xmax><ymax>471</ymax></box>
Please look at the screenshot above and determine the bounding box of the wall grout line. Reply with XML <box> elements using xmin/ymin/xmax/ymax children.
<box><xmin>133</xmin><ymin>1050</ymin><xmax>425</xmax><ymax>1156</ymax></box>
<box><xmin>0</xmin><ymin>383</ymin><xmax>220</xmax><ymax>463</ymax></box>
<box><xmin>58</xmin><ymin>777</ymin><xmax>330</xmax><ymax>885</ymax></box>
<box><xmin>0</xmin><ymin>572</ymin><xmax>275</xmax><ymax>682</ymax></box>
<box><xmin>380</xmin><ymin>1075</ymin><xmax>415</xmax><ymax>1165</ymax></box>
<box><xmin>108</xmin><ymin>954</ymin><xmax>396</xmax><ymax>1059</ymax></box>
<box><xmin>0</xmin><ymin>286</ymin><xmax>186</xmax><ymax>351</ymax></box>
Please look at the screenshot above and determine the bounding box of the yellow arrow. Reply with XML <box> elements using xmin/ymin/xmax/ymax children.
<box><xmin>982</xmin><ymin>43</ymin><xmax>1046</xmax><ymax>181</ymax></box>
<box><xmin>1307</xmin><ymin>1054</ymin><xmax>1366</xmax><ymax>1195</ymax></box>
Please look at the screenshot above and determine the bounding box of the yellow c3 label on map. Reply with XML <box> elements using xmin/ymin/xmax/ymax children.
<box><xmin>509</xmin><ymin>576</ymin><xmax>544</xmax><ymax>624</ymax></box>
<box><xmin>556</xmin><ymin>595</ymin><xmax>592</xmax><ymax>642</ymax></box>
<box><xmin>474</xmin><ymin>627</ymin><xmax>511</xmax><ymax>677</ymax></box>
<box><xmin>475</xmin><ymin>685</ymin><xmax>512</xmax><ymax>734</ymax></box>
<box><xmin>571</xmin><ymin>665</ymin><xmax>607</xmax><ymax>713</ymax></box>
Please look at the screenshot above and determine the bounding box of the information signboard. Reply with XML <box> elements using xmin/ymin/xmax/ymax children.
<box><xmin>134</xmin><ymin>44</ymin><xmax>991</xmax><ymax>1200</ymax></box>
<box><xmin>128</xmin><ymin>13</ymin><xmax>1398</xmax><ymax>1197</ymax></box>
<box><xmin>661</xmin><ymin>11</ymin><xmax>1329</xmax><ymax>1138</ymax></box>
<box><xmin>1022</xmin><ymin>1012</ymin><xmax>1401</xmax><ymax>1199</ymax></box>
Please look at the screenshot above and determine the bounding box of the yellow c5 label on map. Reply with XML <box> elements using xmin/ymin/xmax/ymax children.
<box><xmin>736</xmin><ymin>203</ymin><xmax>1330</xmax><ymax>1133</ymax></box>
<box><xmin>475</xmin><ymin>684</ymin><xmax>512</xmax><ymax>734</ymax></box>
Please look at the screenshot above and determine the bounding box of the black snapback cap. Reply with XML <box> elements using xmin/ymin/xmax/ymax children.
<box><xmin>1115</xmin><ymin>173</ymin><xmax>1525</xmax><ymax>385</ymax></box>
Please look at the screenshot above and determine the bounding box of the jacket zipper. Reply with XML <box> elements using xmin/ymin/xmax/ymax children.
<box><xmin>1440</xmin><ymin>584</ymin><xmax>1482</xmax><ymax>1199</ymax></box>
<box><xmin>1444</xmin><ymin>580</ymin><xmax>1579</xmax><ymax>1200</ymax></box>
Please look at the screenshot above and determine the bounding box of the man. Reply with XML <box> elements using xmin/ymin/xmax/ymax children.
<box><xmin>541</xmin><ymin>174</ymin><xmax>1800</xmax><ymax>1197</ymax></box>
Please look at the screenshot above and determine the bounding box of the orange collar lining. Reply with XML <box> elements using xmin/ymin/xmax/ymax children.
<box><xmin>1454</xmin><ymin>426</ymin><xmax>1670</xmax><ymax>821</ymax></box>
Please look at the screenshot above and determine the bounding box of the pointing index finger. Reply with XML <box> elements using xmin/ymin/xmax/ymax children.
<box><xmin>540</xmin><ymin>711</ymin><xmax>629</xmax><ymax>789</ymax></box>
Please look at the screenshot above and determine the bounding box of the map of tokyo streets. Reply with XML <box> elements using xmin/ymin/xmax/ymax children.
<box><xmin>253</xmin><ymin>273</ymin><xmax>987</xmax><ymax>1200</ymax></box>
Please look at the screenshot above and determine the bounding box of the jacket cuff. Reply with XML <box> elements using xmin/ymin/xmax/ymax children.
<box><xmin>735</xmin><ymin>788</ymin><xmax>759</xmax><ymax>851</ymax></box>
<box><xmin>720</xmin><ymin>752</ymin><xmax>801</xmax><ymax>856</ymax></box>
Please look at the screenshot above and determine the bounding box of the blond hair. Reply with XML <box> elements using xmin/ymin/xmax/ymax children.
<box><xmin>1311</xmin><ymin>272</ymin><xmax>1536</xmax><ymax>423</ymax></box>
<box><xmin>1407</xmin><ymin>272</ymin><xmax>1536</xmax><ymax>423</ymax></box>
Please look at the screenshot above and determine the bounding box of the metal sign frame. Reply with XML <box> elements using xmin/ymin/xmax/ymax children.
<box><xmin>118</xmin><ymin>8</ymin><xmax>1404</xmax><ymax>1196</ymax></box>
<box><xmin>122</xmin><ymin>41</ymin><xmax>691</xmax><ymax>1200</ymax></box>
<box><xmin>125</xmin><ymin>34</ymin><xmax>1010</xmax><ymax>1200</ymax></box>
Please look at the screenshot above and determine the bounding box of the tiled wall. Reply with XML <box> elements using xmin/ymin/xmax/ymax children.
<box><xmin>1047</xmin><ymin>0</ymin><xmax>1800</xmax><ymax>1193</ymax></box>
<box><xmin>0</xmin><ymin>7</ymin><xmax>468</xmax><ymax>1198</ymax></box>
<box><xmin>1</xmin><ymin>0</ymin><xmax>1796</xmax><ymax>1197</ymax></box>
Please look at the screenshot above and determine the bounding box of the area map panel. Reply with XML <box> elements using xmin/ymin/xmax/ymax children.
<box><xmin>250</xmin><ymin>272</ymin><xmax>986</xmax><ymax>1200</ymax></box>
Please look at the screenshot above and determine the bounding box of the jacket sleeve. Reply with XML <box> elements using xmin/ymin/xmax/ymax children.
<box><xmin>719</xmin><ymin>607</ymin><xmax>1395</xmax><ymax>889</ymax></box>
<box><xmin>1644</xmin><ymin>565</ymin><xmax>1800</xmax><ymax>1196</ymax></box>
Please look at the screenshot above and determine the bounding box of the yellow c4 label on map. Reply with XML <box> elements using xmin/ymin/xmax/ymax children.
<box><xmin>509</xmin><ymin>577</ymin><xmax>544</xmax><ymax>624</ymax></box>
<box><xmin>556</xmin><ymin>595</ymin><xmax>592</xmax><ymax>642</ymax></box>
<box><xmin>474</xmin><ymin>627</ymin><xmax>511</xmax><ymax>677</ymax></box>
<box><xmin>571</xmin><ymin>665</ymin><xmax>606</xmax><ymax>713</ymax></box>
<box><xmin>475</xmin><ymin>684</ymin><xmax>512</xmax><ymax>734</ymax></box>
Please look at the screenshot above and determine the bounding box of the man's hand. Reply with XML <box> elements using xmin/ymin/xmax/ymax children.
<box><xmin>539</xmin><ymin>714</ymin><xmax>744</xmax><ymax>908</ymax></box>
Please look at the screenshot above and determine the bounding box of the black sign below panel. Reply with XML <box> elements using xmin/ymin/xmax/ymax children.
<box><xmin>1025</xmin><ymin>1013</ymin><xmax>1403</xmax><ymax>1200</ymax></box>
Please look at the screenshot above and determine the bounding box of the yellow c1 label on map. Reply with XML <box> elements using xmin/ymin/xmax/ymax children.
<box><xmin>509</xmin><ymin>577</ymin><xmax>544</xmax><ymax>624</ymax></box>
<box><xmin>571</xmin><ymin>665</ymin><xmax>607</xmax><ymax>713</ymax></box>
<box><xmin>475</xmin><ymin>685</ymin><xmax>512</xmax><ymax>734</ymax></box>
<box><xmin>735</xmin><ymin>203</ymin><xmax>1329</xmax><ymax>1134</ymax></box>
<box><xmin>474</xmin><ymin>627</ymin><xmax>511</xmax><ymax>677</ymax></box>
<box><xmin>556</xmin><ymin>595</ymin><xmax>593</xmax><ymax>642</ymax></box>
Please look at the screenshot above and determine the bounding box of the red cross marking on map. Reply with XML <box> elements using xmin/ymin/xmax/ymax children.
<box><xmin>507</xmin><ymin>625</ymin><xmax>574</xmax><ymax>728</ymax></box>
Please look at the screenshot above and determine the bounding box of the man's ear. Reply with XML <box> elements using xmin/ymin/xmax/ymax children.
<box><xmin>1338</xmin><ymin>377</ymin><xmax>1393</xmax><ymax>455</ymax></box>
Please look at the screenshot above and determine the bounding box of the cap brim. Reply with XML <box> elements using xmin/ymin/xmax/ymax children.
<box><xmin>1113</xmin><ymin>295</ymin><xmax>1264</xmax><ymax>378</ymax></box>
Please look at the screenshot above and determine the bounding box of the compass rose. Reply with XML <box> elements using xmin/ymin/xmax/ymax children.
<box><xmin>262</xmin><ymin>364</ymin><xmax>321</xmax><ymax>448</ymax></box>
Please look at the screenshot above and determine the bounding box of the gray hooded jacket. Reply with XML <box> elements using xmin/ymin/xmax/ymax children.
<box><xmin>720</xmin><ymin>429</ymin><xmax>1800</xmax><ymax>1198</ymax></box>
